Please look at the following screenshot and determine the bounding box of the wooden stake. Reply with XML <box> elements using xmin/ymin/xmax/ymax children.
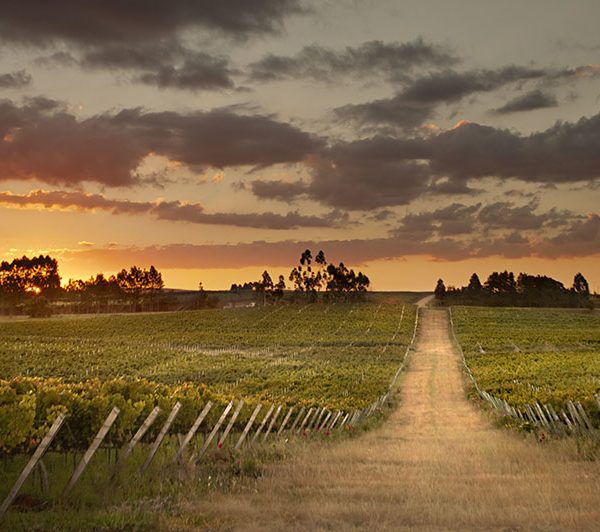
<box><xmin>263</xmin><ymin>405</ymin><xmax>282</xmax><ymax>442</ymax></box>
<box><xmin>219</xmin><ymin>400</ymin><xmax>244</xmax><ymax>447</ymax></box>
<box><xmin>252</xmin><ymin>404</ymin><xmax>274</xmax><ymax>443</ymax></box>
<box><xmin>114</xmin><ymin>406</ymin><xmax>160</xmax><ymax>476</ymax></box>
<box><xmin>142</xmin><ymin>402</ymin><xmax>181</xmax><ymax>472</ymax></box>
<box><xmin>64</xmin><ymin>406</ymin><xmax>120</xmax><ymax>496</ymax></box>
<box><xmin>174</xmin><ymin>402</ymin><xmax>212</xmax><ymax>463</ymax></box>
<box><xmin>277</xmin><ymin>407</ymin><xmax>294</xmax><ymax>437</ymax></box>
<box><xmin>235</xmin><ymin>404</ymin><xmax>262</xmax><ymax>450</ymax></box>
<box><xmin>288</xmin><ymin>407</ymin><xmax>305</xmax><ymax>434</ymax></box>
<box><xmin>297</xmin><ymin>408</ymin><xmax>314</xmax><ymax>433</ymax></box>
<box><xmin>193</xmin><ymin>400</ymin><xmax>234</xmax><ymax>462</ymax></box>
<box><xmin>1</xmin><ymin>413</ymin><xmax>65</xmax><ymax>517</ymax></box>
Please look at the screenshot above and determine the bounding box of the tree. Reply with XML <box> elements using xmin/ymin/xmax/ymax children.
<box><xmin>467</xmin><ymin>273</ymin><xmax>482</xmax><ymax>292</ymax></box>
<box><xmin>572</xmin><ymin>273</ymin><xmax>590</xmax><ymax>296</ymax></box>
<box><xmin>434</xmin><ymin>279</ymin><xmax>446</xmax><ymax>300</ymax></box>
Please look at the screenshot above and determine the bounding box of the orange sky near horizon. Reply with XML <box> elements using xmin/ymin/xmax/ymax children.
<box><xmin>55</xmin><ymin>255</ymin><xmax>600</xmax><ymax>295</ymax></box>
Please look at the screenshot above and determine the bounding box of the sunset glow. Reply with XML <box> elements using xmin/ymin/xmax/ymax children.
<box><xmin>0</xmin><ymin>1</ymin><xmax>598</xmax><ymax>292</ymax></box>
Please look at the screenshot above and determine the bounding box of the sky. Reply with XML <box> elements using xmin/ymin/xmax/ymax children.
<box><xmin>0</xmin><ymin>0</ymin><xmax>599</xmax><ymax>292</ymax></box>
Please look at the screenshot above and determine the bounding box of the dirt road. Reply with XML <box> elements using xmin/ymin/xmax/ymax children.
<box><xmin>187</xmin><ymin>309</ymin><xmax>600</xmax><ymax>530</ymax></box>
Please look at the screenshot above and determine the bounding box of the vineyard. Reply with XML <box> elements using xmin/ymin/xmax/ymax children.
<box><xmin>451</xmin><ymin>306</ymin><xmax>600</xmax><ymax>425</ymax></box>
<box><xmin>0</xmin><ymin>300</ymin><xmax>416</xmax><ymax>455</ymax></box>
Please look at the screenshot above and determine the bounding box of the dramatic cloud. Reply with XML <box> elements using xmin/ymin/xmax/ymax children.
<box><xmin>0</xmin><ymin>1</ymin><xmax>304</xmax><ymax>45</ymax></box>
<box><xmin>2</xmin><ymin>1</ymin><xmax>304</xmax><ymax>92</ymax></box>
<box><xmin>0</xmin><ymin>189</ymin><xmax>341</xmax><ymax>230</ymax></box>
<box><xmin>393</xmin><ymin>201</ymin><xmax>576</xmax><ymax>242</ymax></box>
<box><xmin>248</xmin><ymin>38</ymin><xmax>458</xmax><ymax>82</ymax></box>
<box><xmin>250</xmin><ymin>179</ymin><xmax>310</xmax><ymax>202</ymax></box>
<box><xmin>0</xmin><ymin>98</ymin><xmax>322</xmax><ymax>187</ymax></box>
<box><xmin>71</xmin><ymin>42</ymin><xmax>237</xmax><ymax>91</ymax></box>
<box><xmin>428</xmin><ymin>115</ymin><xmax>600</xmax><ymax>183</ymax></box>
<box><xmin>493</xmin><ymin>90</ymin><xmax>558</xmax><ymax>114</ymax></box>
<box><xmin>337</xmin><ymin>64</ymin><xmax>598</xmax><ymax>129</ymax></box>
<box><xmin>0</xmin><ymin>70</ymin><xmax>32</xmax><ymax>89</ymax></box>
<box><xmin>400</xmin><ymin>66</ymin><xmax>547</xmax><ymax>104</ymax></box>
<box><xmin>63</xmin><ymin>212</ymin><xmax>600</xmax><ymax>272</ymax></box>
<box><xmin>337</xmin><ymin>65</ymin><xmax>548</xmax><ymax>129</ymax></box>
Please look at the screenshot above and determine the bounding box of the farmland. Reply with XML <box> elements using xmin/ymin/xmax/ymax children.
<box><xmin>451</xmin><ymin>306</ymin><xmax>600</xmax><ymax>417</ymax></box>
<box><xmin>0</xmin><ymin>299</ymin><xmax>417</xmax><ymax>454</ymax></box>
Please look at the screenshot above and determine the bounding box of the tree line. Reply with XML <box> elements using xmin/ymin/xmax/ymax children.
<box><xmin>434</xmin><ymin>271</ymin><xmax>593</xmax><ymax>308</ymax></box>
<box><xmin>0</xmin><ymin>256</ymin><xmax>165</xmax><ymax>316</ymax></box>
<box><xmin>231</xmin><ymin>249</ymin><xmax>370</xmax><ymax>303</ymax></box>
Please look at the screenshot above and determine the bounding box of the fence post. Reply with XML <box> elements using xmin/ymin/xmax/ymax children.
<box><xmin>252</xmin><ymin>404</ymin><xmax>275</xmax><ymax>443</ymax></box>
<box><xmin>193</xmin><ymin>401</ymin><xmax>234</xmax><ymax>462</ymax></box>
<box><xmin>277</xmin><ymin>407</ymin><xmax>294</xmax><ymax>437</ymax></box>
<box><xmin>288</xmin><ymin>407</ymin><xmax>305</xmax><ymax>434</ymax></box>
<box><xmin>0</xmin><ymin>413</ymin><xmax>66</xmax><ymax>517</ymax></box>
<box><xmin>297</xmin><ymin>408</ymin><xmax>314</xmax><ymax>434</ymax></box>
<box><xmin>263</xmin><ymin>405</ymin><xmax>283</xmax><ymax>442</ymax></box>
<box><xmin>235</xmin><ymin>403</ymin><xmax>262</xmax><ymax>450</ymax></box>
<box><xmin>174</xmin><ymin>402</ymin><xmax>212</xmax><ymax>463</ymax></box>
<box><xmin>113</xmin><ymin>406</ymin><xmax>161</xmax><ymax>477</ymax></box>
<box><xmin>219</xmin><ymin>400</ymin><xmax>244</xmax><ymax>447</ymax></box>
<box><xmin>142</xmin><ymin>402</ymin><xmax>182</xmax><ymax>472</ymax></box>
<box><xmin>64</xmin><ymin>406</ymin><xmax>120</xmax><ymax>496</ymax></box>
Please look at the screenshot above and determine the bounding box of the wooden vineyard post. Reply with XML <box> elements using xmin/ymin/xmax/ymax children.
<box><xmin>174</xmin><ymin>402</ymin><xmax>212</xmax><ymax>463</ymax></box>
<box><xmin>192</xmin><ymin>400</ymin><xmax>234</xmax><ymax>462</ymax></box>
<box><xmin>252</xmin><ymin>404</ymin><xmax>275</xmax><ymax>443</ymax></box>
<box><xmin>329</xmin><ymin>411</ymin><xmax>342</xmax><ymax>430</ymax></box>
<box><xmin>277</xmin><ymin>407</ymin><xmax>294</xmax><ymax>437</ymax></box>
<box><xmin>64</xmin><ymin>406</ymin><xmax>120</xmax><ymax>496</ymax></box>
<box><xmin>297</xmin><ymin>408</ymin><xmax>314</xmax><ymax>434</ymax></box>
<box><xmin>263</xmin><ymin>405</ymin><xmax>282</xmax><ymax>442</ymax></box>
<box><xmin>310</xmin><ymin>408</ymin><xmax>325</xmax><ymax>431</ymax></box>
<box><xmin>218</xmin><ymin>400</ymin><xmax>244</xmax><ymax>448</ymax></box>
<box><xmin>113</xmin><ymin>406</ymin><xmax>160</xmax><ymax>477</ymax></box>
<box><xmin>235</xmin><ymin>404</ymin><xmax>262</xmax><ymax>450</ymax></box>
<box><xmin>0</xmin><ymin>413</ymin><xmax>66</xmax><ymax>517</ymax></box>
<box><xmin>288</xmin><ymin>407</ymin><xmax>305</xmax><ymax>434</ymax></box>
<box><xmin>142</xmin><ymin>402</ymin><xmax>182</xmax><ymax>472</ymax></box>
<box><xmin>338</xmin><ymin>412</ymin><xmax>350</xmax><ymax>429</ymax></box>
<box><xmin>318</xmin><ymin>411</ymin><xmax>332</xmax><ymax>431</ymax></box>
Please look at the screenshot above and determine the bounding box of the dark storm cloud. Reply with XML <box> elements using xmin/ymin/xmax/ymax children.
<box><xmin>0</xmin><ymin>189</ymin><xmax>340</xmax><ymax>230</ymax></box>
<box><xmin>540</xmin><ymin>214</ymin><xmax>600</xmax><ymax>257</ymax></box>
<box><xmin>0</xmin><ymin>70</ymin><xmax>32</xmax><ymax>89</ymax></box>
<box><xmin>0</xmin><ymin>1</ymin><xmax>304</xmax><ymax>45</ymax></box>
<box><xmin>493</xmin><ymin>90</ymin><xmax>558</xmax><ymax>114</ymax></box>
<box><xmin>0</xmin><ymin>98</ymin><xmax>322</xmax><ymax>187</ymax></box>
<box><xmin>248</xmin><ymin>38</ymin><xmax>458</xmax><ymax>82</ymax></box>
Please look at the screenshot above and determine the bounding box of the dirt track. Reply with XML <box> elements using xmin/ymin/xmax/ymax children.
<box><xmin>186</xmin><ymin>308</ymin><xmax>600</xmax><ymax>531</ymax></box>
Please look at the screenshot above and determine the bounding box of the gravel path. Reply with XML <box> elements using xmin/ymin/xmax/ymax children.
<box><xmin>184</xmin><ymin>308</ymin><xmax>600</xmax><ymax>531</ymax></box>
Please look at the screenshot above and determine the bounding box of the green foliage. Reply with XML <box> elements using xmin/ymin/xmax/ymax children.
<box><xmin>0</xmin><ymin>301</ymin><xmax>417</xmax><ymax>453</ymax></box>
<box><xmin>452</xmin><ymin>306</ymin><xmax>600</xmax><ymax>424</ymax></box>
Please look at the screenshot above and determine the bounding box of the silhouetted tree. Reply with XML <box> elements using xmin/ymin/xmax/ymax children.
<box><xmin>467</xmin><ymin>273</ymin><xmax>483</xmax><ymax>292</ymax></box>
<box><xmin>434</xmin><ymin>279</ymin><xmax>446</xmax><ymax>300</ymax></box>
<box><xmin>572</xmin><ymin>273</ymin><xmax>590</xmax><ymax>296</ymax></box>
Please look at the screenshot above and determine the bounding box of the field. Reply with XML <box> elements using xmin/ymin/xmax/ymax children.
<box><xmin>0</xmin><ymin>299</ymin><xmax>416</xmax><ymax>454</ymax></box>
<box><xmin>451</xmin><ymin>306</ymin><xmax>600</xmax><ymax>419</ymax></box>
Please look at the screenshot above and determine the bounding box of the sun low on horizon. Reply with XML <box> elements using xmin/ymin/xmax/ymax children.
<box><xmin>0</xmin><ymin>1</ymin><xmax>599</xmax><ymax>293</ymax></box>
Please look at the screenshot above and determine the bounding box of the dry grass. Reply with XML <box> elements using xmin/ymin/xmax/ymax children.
<box><xmin>172</xmin><ymin>309</ymin><xmax>600</xmax><ymax>531</ymax></box>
